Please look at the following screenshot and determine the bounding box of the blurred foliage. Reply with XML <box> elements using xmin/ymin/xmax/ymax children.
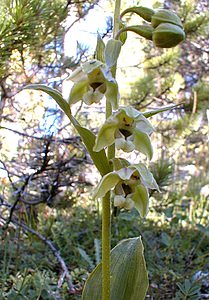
<box><xmin>1</xmin><ymin>191</ymin><xmax>208</xmax><ymax>299</ymax></box>
<box><xmin>150</xmin><ymin>158</ymin><xmax>174</xmax><ymax>192</ymax></box>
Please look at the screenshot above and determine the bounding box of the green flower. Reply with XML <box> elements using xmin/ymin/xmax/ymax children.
<box><xmin>94</xmin><ymin>107</ymin><xmax>154</xmax><ymax>159</ymax></box>
<box><xmin>94</xmin><ymin>163</ymin><xmax>159</xmax><ymax>217</ymax></box>
<box><xmin>67</xmin><ymin>59</ymin><xmax>119</xmax><ymax>108</ymax></box>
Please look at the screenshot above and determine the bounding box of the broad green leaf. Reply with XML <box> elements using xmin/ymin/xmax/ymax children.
<box><xmin>68</xmin><ymin>80</ymin><xmax>89</xmax><ymax>105</ymax></box>
<box><xmin>94</xmin><ymin>172</ymin><xmax>120</xmax><ymax>199</ymax></box>
<box><xmin>104</xmin><ymin>39</ymin><xmax>122</xmax><ymax>68</ymax></box>
<box><xmin>143</xmin><ymin>104</ymin><xmax>181</xmax><ymax>118</ymax></box>
<box><xmin>95</xmin><ymin>33</ymin><xmax>105</xmax><ymax>62</ymax></box>
<box><xmin>82</xmin><ymin>237</ymin><xmax>148</xmax><ymax>300</ymax></box>
<box><xmin>132</xmin><ymin>185</ymin><xmax>149</xmax><ymax>218</ymax></box>
<box><xmin>133</xmin><ymin>130</ymin><xmax>153</xmax><ymax>160</ymax></box>
<box><xmin>24</xmin><ymin>84</ymin><xmax>70</xmax><ymax>113</ymax></box>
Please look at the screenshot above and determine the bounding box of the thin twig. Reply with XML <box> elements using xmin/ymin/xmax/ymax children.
<box><xmin>0</xmin><ymin>125</ymin><xmax>81</xmax><ymax>144</ymax></box>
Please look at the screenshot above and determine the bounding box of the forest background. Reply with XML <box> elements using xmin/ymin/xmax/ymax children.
<box><xmin>0</xmin><ymin>0</ymin><xmax>208</xmax><ymax>299</ymax></box>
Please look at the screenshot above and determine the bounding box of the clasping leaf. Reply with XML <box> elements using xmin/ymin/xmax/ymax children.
<box><xmin>82</xmin><ymin>237</ymin><xmax>148</xmax><ymax>300</ymax></box>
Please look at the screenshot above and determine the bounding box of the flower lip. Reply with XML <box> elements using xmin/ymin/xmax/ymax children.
<box><xmin>119</xmin><ymin>128</ymin><xmax>132</xmax><ymax>138</ymax></box>
<box><xmin>90</xmin><ymin>82</ymin><xmax>104</xmax><ymax>90</ymax></box>
<box><xmin>122</xmin><ymin>183</ymin><xmax>133</xmax><ymax>196</ymax></box>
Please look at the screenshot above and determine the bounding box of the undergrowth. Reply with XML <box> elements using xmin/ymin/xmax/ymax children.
<box><xmin>0</xmin><ymin>187</ymin><xmax>208</xmax><ymax>299</ymax></box>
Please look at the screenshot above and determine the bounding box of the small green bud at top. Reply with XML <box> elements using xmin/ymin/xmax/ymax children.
<box><xmin>151</xmin><ymin>9</ymin><xmax>183</xmax><ymax>29</ymax></box>
<box><xmin>153</xmin><ymin>23</ymin><xmax>185</xmax><ymax>48</ymax></box>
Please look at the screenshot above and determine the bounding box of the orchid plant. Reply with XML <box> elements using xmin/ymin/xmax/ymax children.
<box><xmin>25</xmin><ymin>1</ymin><xmax>185</xmax><ymax>299</ymax></box>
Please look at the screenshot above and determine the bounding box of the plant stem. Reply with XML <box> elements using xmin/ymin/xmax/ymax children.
<box><xmin>112</xmin><ymin>0</ymin><xmax>121</xmax><ymax>78</ymax></box>
<box><xmin>106</xmin><ymin>101</ymin><xmax>115</xmax><ymax>159</ymax></box>
<box><xmin>102</xmin><ymin>192</ymin><xmax>111</xmax><ymax>300</ymax></box>
<box><xmin>102</xmin><ymin>1</ymin><xmax>121</xmax><ymax>300</ymax></box>
<box><xmin>113</xmin><ymin>0</ymin><xmax>122</xmax><ymax>39</ymax></box>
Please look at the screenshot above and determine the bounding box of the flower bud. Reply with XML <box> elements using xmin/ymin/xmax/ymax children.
<box><xmin>151</xmin><ymin>9</ymin><xmax>183</xmax><ymax>29</ymax></box>
<box><xmin>152</xmin><ymin>23</ymin><xmax>185</xmax><ymax>48</ymax></box>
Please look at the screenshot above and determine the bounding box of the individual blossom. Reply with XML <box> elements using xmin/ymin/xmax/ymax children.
<box><xmin>94</xmin><ymin>163</ymin><xmax>160</xmax><ymax>218</ymax></box>
<box><xmin>93</xmin><ymin>106</ymin><xmax>154</xmax><ymax>159</ymax></box>
<box><xmin>67</xmin><ymin>59</ymin><xmax>119</xmax><ymax>109</ymax></box>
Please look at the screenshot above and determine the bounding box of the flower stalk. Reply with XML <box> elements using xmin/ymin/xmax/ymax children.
<box><xmin>102</xmin><ymin>1</ymin><xmax>121</xmax><ymax>299</ymax></box>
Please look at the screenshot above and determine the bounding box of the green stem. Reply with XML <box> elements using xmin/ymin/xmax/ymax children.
<box><xmin>113</xmin><ymin>0</ymin><xmax>122</xmax><ymax>39</ymax></box>
<box><xmin>102</xmin><ymin>1</ymin><xmax>121</xmax><ymax>300</ymax></box>
<box><xmin>107</xmin><ymin>0</ymin><xmax>121</xmax><ymax>157</ymax></box>
<box><xmin>112</xmin><ymin>0</ymin><xmax>121</xmax><ymax>79</ymax></box>
<box><xmin>102</xmin><ymin>192</ymin><xmax>111</xmax><ymax>300</ymax></box>
<box><xmin>106</xmin><ymin>101</ymin><xmax>115</xmax><ymax>160</ymax></box>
